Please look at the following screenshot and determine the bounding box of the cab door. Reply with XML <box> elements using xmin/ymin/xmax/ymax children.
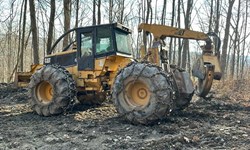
<box><xmin>77</xmin><ymin>28</ymin><xmax>95</xmax><ymax>71</ymax></box>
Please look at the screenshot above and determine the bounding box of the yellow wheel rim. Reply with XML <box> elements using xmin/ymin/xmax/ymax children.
<box><xmin>125</xmin><ymin>80</ymin><xmax>151</xmax><ymax>107</ymax></box>
<box><xmin>36</xmin><ymin>81</ymin><xmax>53</xmax><ymax>104</ymax></box>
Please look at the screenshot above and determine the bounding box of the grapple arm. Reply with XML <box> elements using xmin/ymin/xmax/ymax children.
<box><xmin>138</xmin><ymin>23</ymin><xmax>210</xmax><ymax>41</ymax></box>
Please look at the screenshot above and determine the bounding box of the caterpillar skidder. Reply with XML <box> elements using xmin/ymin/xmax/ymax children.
<box><xmin>15</xmin><ymin>23</ymin><xmax>221</xmax><ymax>124</ymax></box>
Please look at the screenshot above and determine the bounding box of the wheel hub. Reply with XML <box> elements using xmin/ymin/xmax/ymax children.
<box><xmin>137</xmin><ymin>88</ymin><xmax>148</xmax><ymax>99</ymax></box>
<box><xmin>125</xmin><ymin>80</ymin><xmax>151</xmax><ymax>107</ymax></box>
<box><xmin>36</xmin><ymin>81</ymin><xmax>53</xmax><ymax>104</ymax></box>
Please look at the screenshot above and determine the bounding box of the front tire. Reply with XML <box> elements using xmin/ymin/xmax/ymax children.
<box><xmin>29</xmin><ymin>65</ymin><xmax>76</xmax><ymax>116</ymax></box>
<box><xmin>112</xmin><ymin>62</ymin><xmax>174</xmax><ymax>125</ymax></box>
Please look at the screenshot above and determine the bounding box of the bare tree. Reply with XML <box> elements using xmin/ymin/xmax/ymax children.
<box><xmin>169</xmin><ymin>0</ymin><xmax>175</xmax><ymax>64</ymax></box>
<box><xmin>20</xmin><ymin>0</ymin><xmax>28</xmax><ymax>71</ymax></box>
<box><xmin>29</xmin><ymin>0</ymin><xmax>39</xmax><ymax>64</ymax></box>
<box><xmin>181</xmin><ymin>0</ymin><xmax>193</xmax><ymax>70</ymax></box>
<box><xmin>6</xmin><ymin>1</ymin><xmax>15</xmax><ymax>77</ymax></box>
<box><xmin>221</xmin><ymin>0</ymin><xmax>235</xmax><ymax>76</ymax></box>
<box><xmin>214</xmin><ymin>0</ymin><xmax>220</xmax><ymax>57</ymax></box>
<box><xmin>177</xmin><ymin>0</ymin><xmax>182</xmax><ymax>67</ymax></box>
<box><xmin>146</xmin><ymin>0</ymin><xmax>153</xmax><ymax>24</ymax></box>
<box><xmin>161</xmin><ymin>0</ymin><xmax>167</xmax><ymax>25</ymax></box>
<box><xmin>63</xmin><ymin>0</ymin><xmax>71</xmax><ymax>48</ymax></box>
<box><xmin>230</xmin><ymin>0</ymin><xmax>240</xmax><ymax>79</ymax></box>
<box><xmin>8</xmin><ymin>0</ymin><xmax>24</xmax><ymax>82</ymax></box>
<box><xmin>75</xmin><ymin>0</ymin><xmax>79</xmax><ymax>28</ymax></box>
<box><xmin>97</xmin><ymin>0</ymin><xmax>101</xmax><ymax>24</ymax></box>
<box><xmin>208</xmin><ymin>0</ymin><xmax>214</xmax><ymax>32</ymax></box>
<box><xmin>241</xmin><ymin>0</ymin><xmax>248</xmax><ymax>78</ymax></box>
<box><xmin>93</xmin><ymin>0</ymin><xmax>96</xmax><ymax>25</ymax></box>
<box><xmin>46</xmin><ymin>0</ymin><xmax>55</xmax><ymax>55</ymax></box>
<box><xmin>109</xmin><ymin>0</ymin><xmax>113</xmax><ymax>23</ymax></box>
<box><xmin>115</xmin><ymin>0</ymin><xmax>125</xmax><ymax>23</ymax></box>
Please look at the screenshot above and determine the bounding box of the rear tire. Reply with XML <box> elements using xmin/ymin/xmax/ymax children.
<box><xmin>112</xmin><ymin>62</ymin><xmax>174</xmax><ymax>125</ymax></box>
<box><xmin>29</xmin><ymin>65</ymin><xmax>76</xmax><ymax>116</ymax></box>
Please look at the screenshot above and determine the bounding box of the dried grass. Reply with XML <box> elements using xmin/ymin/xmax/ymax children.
<box><xmin>212</xmin><ymin>78</ymin><xmax>250</xmax><ymax>102</ymax></box>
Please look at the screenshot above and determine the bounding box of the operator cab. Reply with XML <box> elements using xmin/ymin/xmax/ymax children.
<box><xmin>44</xmin><ymin>23</ymin><xmax>132</xmax><ymax>70</ymax></box>
<box><xmin>77</xmin><ymin>23</ymin><xmax>132</xmax><ymax>70</ymax></box>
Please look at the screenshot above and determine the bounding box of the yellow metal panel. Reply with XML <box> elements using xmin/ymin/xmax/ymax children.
<box><xmin>65</xmin><ymin>66</ymin><xmax>78</xmax><ymax>75</ymax></box>
<box><xmin>17</xmin><ymin>82</ymin><xmax>29</xmax><ymax>87</ymax></box>
<box><xmin>202</xmin><ymin>55</ymin><xmax>222</xmax><ymax>74</ymax></box>
<box><xmin>30</xmin><ymin>64</ymin><xmax>43</xmax><ymax>73</ymax></box>
<box><xmin>76</xmin><ymin>78</ymin><xmax>85</xmax><ymax>87</ymax></box>
<box><xmin>95</xmin><ymin>58</ymin><xmax>106</xmax><ymax>70</ymax></box>
<box><xmin>138</xmin><ymin>23</ymin><xmax>209</xmax><ymax>41</ymax></box>
<box><xmin>104</xmin><ymin>55</ymin><xmax>131</xmax><ymax>71</ymax></box>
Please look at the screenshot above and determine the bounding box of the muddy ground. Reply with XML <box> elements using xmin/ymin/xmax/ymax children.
<box><xmin>0</xmin><ymin>83</ymin><xmax>249</xmax><ymax>150</ymax></box>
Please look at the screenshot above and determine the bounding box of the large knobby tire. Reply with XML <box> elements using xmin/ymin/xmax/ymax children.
<box><xmin>29</xmin><ymin>65</ymin><xmax>76</xmax><ymax>116</ymax></box>
<box><xmin>112</xmin><ymin>62</ymin><xmax>174</xmax><ymax>125</ymax></box>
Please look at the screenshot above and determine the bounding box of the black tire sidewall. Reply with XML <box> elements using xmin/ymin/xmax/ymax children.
<box><xmin>113</xmin><ymin>62</ymin><xmax>174</xmax><ymax>124</ymax></box>
<box><xmin>29</xmin><ymin>65</ymin><xmax>75</xmax><ymax>116</ymax></box>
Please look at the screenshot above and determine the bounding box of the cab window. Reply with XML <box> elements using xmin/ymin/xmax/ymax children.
<box><xmin>115</xmin><ymin>29</ymin><xmax>132</xmax><ymax>54</ymax></box>
<box><xmin>80</xmin><ymin>32</ymin><xmax>93</xmax><ymax>57</ymax></box>
<box><xmin>96</xmin><ymin>26</ymin><xmax>113</xmax><ymax>55</ymax></box>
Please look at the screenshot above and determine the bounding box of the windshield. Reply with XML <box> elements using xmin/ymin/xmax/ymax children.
<box><xmin>115</xmin><ymin>30</ymin><xmax>132</xmax><ymax>54</ymax></box>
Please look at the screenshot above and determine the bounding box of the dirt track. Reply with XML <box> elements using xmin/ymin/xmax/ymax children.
<box><xmin>0</xmin><ymin>83</ymin><xmax>249</xmax><ymax>150</ymax></box>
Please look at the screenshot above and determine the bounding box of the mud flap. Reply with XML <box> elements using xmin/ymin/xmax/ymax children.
<box><xmin>174</xmin><ymin>70</ymin><xmax>194</xmax><ymax>96</ymax></box>
<box><xmin>172</xmin><ymin>69</ymin><xmax>194</xmax><ymax>110</ymax></box>
<box><xmin>192</xmin><ymin>57</ymin><xmax>205</xmax><ymax>80</ymax></box>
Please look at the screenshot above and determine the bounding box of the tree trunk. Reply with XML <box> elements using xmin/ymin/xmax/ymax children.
<box><xmin>170</xmin><ymin>0</ymin><xmax>176</xmax><ymax>64</ymax></box>
<box><xmin>93</xmin><ymin>0</ymin><xmax>96</xmax><ymax>25</ymax></box>
<box><xmin>119</xmin><ymin>0</ymin><xmax>125</xmax><ymax>24</ymax></box>
<box><xmin>7</xmin><ymin>1</ymin><xmax>14</xmax><ymax>79</ymax></box>
<box><xmin>63</xmin><ymin>0</ymin><xmax>71</xmax><ymax>48</ymax></box>
<box><xmin>221</xmin><ymin>0</ymin><xmax>235</xmax><ymax>76</ymax></box>
<box><xmin>46</xmin><ymin>0</ymin><xmax>55</xmax><ymax>55</ymax></box>
<box><xmin>109</xmin><ymin>0</ymin><xmax>113</xmax><ymax>23</ymax></box>
<box><xmin>177</xmin><ymin>0</ymin><xmax>182</xmax><ymax>67</ymax></box>
<box><xmin>145</xmin><ymin>0</ymin><xmax>151</xmax><ymax>24</ymax></box>
<box><xmin>161</xmin><ymin>0</ymin><xmax>167</xmax><ymax>25</ymax></box>
<box><xmin>20</xmin><ymin>0</ymin><xmax>28</xmax><ymax>71</ymax></box>
<box><xmin>75</xmin><ymin>0</ymin><xmax>79</xmax><ymax>28</ymax></box>
<box><xmin>208</xmin><ymin>0</ymin><xmax>214</xmax><ymax>32</ymax></box>
<box><xmin>29</xmin><ymin>0</ymin><xmax>39</xmax><ymax>65</ymax></box>
<box><xmin>234</xmin><ymin>0</ymin><xmax>241</xmax><ymax>79</ymax></box>
<box><xmin>226</xmin><ymin>35</ymin><xmax>234</xmax><ymax>76</ymax></box>
<box><xmin>97</xmin><ymin>0</ymin><xmax>101</xmax><ymax>24</ymax></box>
<box><xmin>241</xmin><ymin>0</ymin><xmax>248</xmax><ymax>78</ymax></box>
<box><xmin>142</xmin><ymin>0</ymin><xmax>152</xmax><ymax>53</ymax></box>
<box><xmin>230</xmin><ymin>0</ymin><xmax>241</xmax><ymax>79</ymax></box>
<box><xmin>214</xmin><ymin>0</ymin><xmax>220</xmax><ymax>57</ymax></box>
<box><xmin>181</xmin><ymin>0</ymin><xmax>193</xmax><ymax>69</ymax></box>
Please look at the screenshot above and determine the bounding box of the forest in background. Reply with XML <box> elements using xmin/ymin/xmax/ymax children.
<box><xmin>0</xmin><ymin>0</ymin><xmax>249</xmax><ymax>83</ymax></box>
